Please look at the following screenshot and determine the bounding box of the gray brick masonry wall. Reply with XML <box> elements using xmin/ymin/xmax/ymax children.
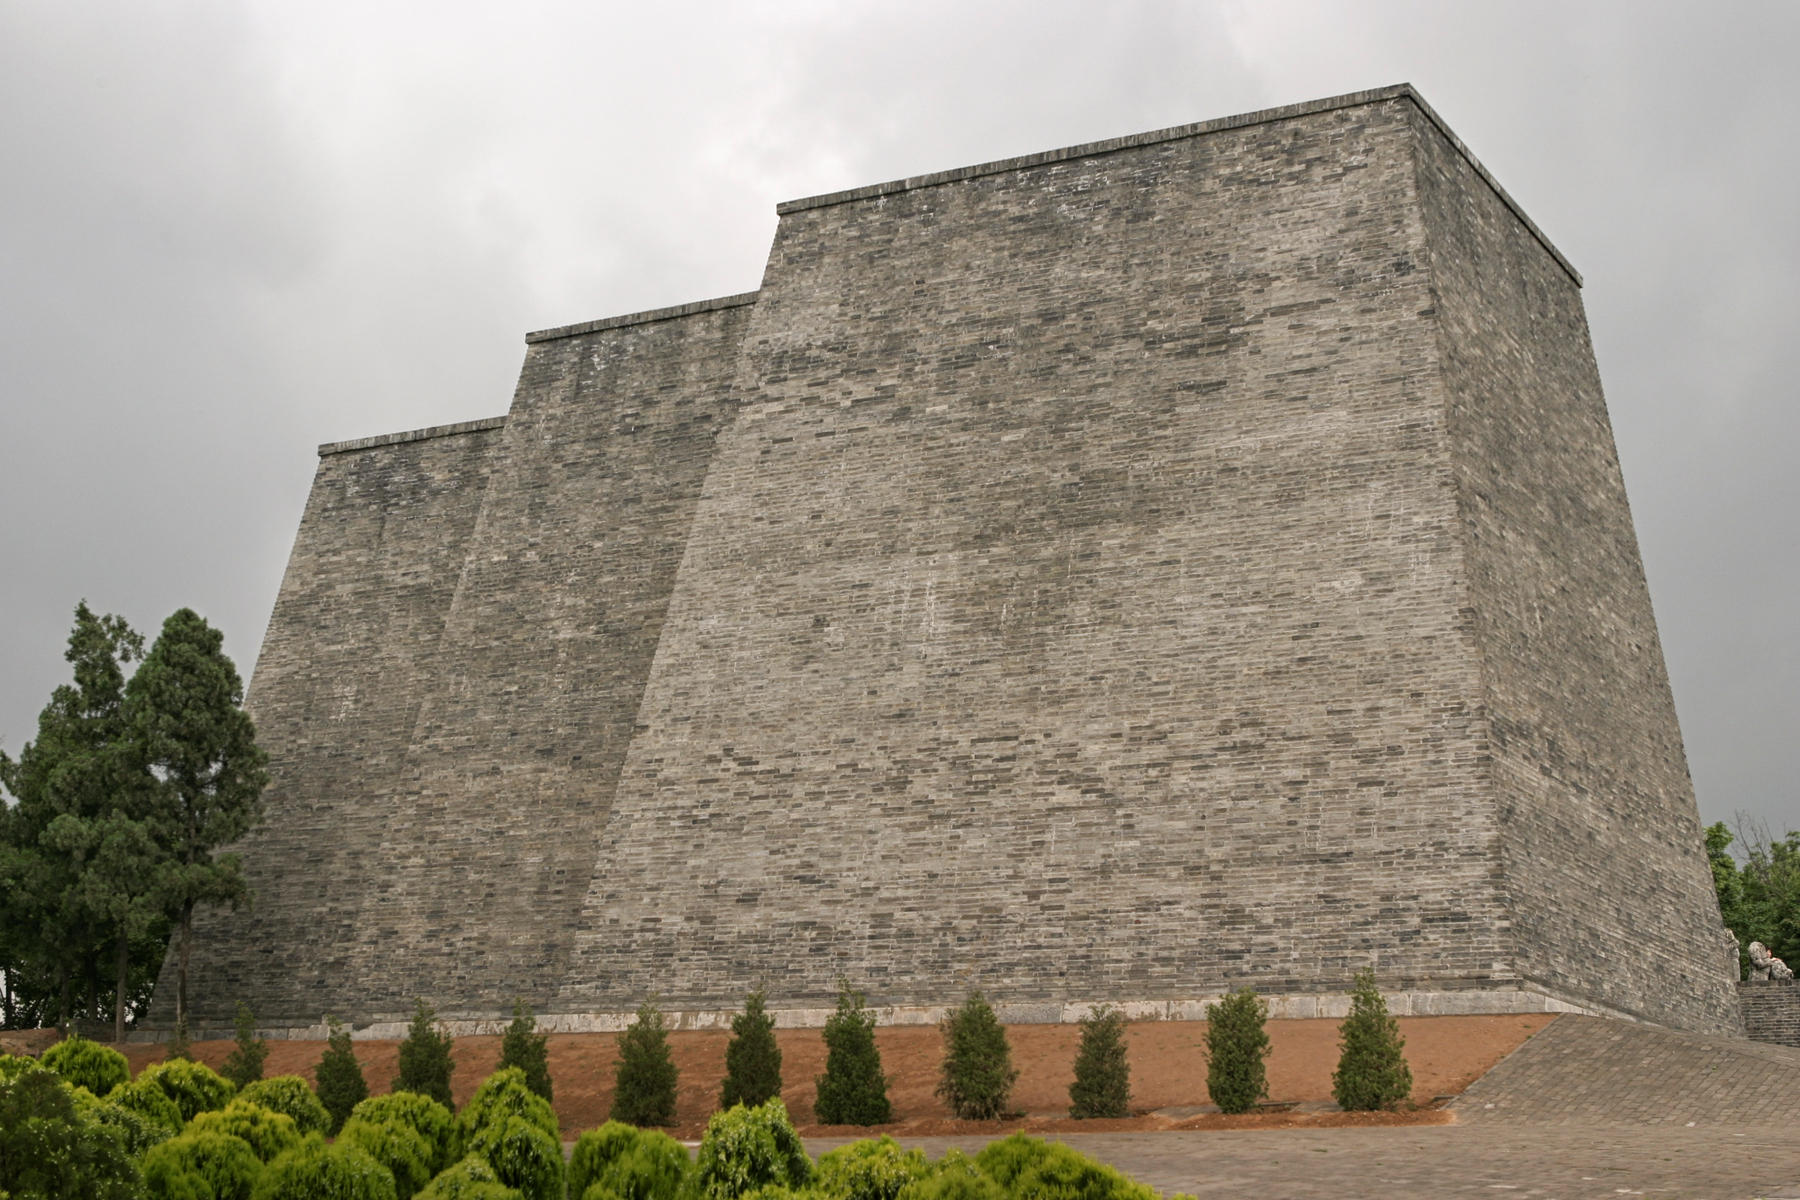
<box><xmin>157</xmin><ymin>85</ymin><xmax>1740</xmax><ymax>1037</ymax></box>
<box><xmin>1739</xmin><ymin>981</ymin><xmax>1800</xmax><ymax>1047</ymax></box>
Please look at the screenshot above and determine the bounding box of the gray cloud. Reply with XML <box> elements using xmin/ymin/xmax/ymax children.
<box><xmin>3</xmin><ymin>0</ymin><xmax>1793</xmax><ymax>837</ymax></box>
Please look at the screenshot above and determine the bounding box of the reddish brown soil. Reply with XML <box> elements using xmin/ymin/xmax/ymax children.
<box><xmin>113</xmin><ymin>1014</ymin><xmax>1550</xmax><ymax>1138</ymax></box>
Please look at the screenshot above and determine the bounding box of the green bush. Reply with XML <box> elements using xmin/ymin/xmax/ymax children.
<box><xmin>141</xmin><ymin>1057</ymin><xmax>237</xmax><ymax>1121</ymax></box>
<box><xmin>237</xmin><ymin>1076</ymin><xmax>332</xmax><ymax>1137</ymax></box>
<box><xmin>72</xmin><ymin>1084</ymin><xmax>174</xmax><ymax>1156</ymax></box>
<box><xmin>1203</xmin><ymin>989</ymin><xmax>1269</xmax><ymax>1115</ymax></box>
<box><xmin>570</xmin><ymin>1122</ymin><xmax>692</xmax><ymax>1200</ymax></box>
<box><xmin>497</xmin><ymin>1000</ymin><xmax>552</xmax><ymax>1104</ymax></box>
<box><xmin>42</xmin><ymin>1034</ymin><xmax>131</xmax><ymax>1097</ymax></box>
<box><xmin>221</xmin><ymin>1002</ymin><xmax>271</xmax><ymax>1091</ymax></box>
<box><xmin>109</xmin><ymin>1072</ymin><xmax>186</xmax><ymax>1135</ymax></box>
<box><xmin>720</xmin><ymin>991</ymin><xmax>782</xmax><ymax>1110</ymax></box>
<box><xmin>1068</xmin><ymin>1004</ymin><xmax>1131</xmax><ymax>1119</ymax></box>
<box><xmin>1332</xmin><ymin>970</ymin><xmax>1412</xmax><ymax>1112</ymax></box>
<box><xmin>610</xmin><ymin>1000</ymin><xmax>679</xmax><ymax>1127</ymax></box>
<box><xmin>812</xmin><ymin>983</ymin><xmax>889</xmax><ymax>1126</ymax></box>
<box><xmin>0</xmin><ymin>1064</ymin><xmax>142</xmax><ymax>1200</ymax></box>
<box><xmin>892</xmin><ymin>1152</ymin><xmax>1002</xmax><ymax>1200</ymax></box>
<box><xmin>417</xmin><ymin>1155</ymin><xmax>523</xmax><ymax>1200</ymax></box>
<box><xmin>934</xmin><ymin>993</ymin><xmax>1015</xmax><ymax>1121</ymax></box>
<box><xmin>315</xmin><ymin>1019</ymin><xmax>370</xmax><ymax>1134</ymax></box>
<box><xmin>813</xmin><ymin>1136</ymin><xmax>929</xmax><ymax>1200</ymax></box>
<box><xmin>352</xmin><ymin>1090</ymin><xmax>460</xmax><ymax>1175</ymax></box>
<box><xmin>692</xmin><ymin>1098</ymin><xmax>811</xmax><ymax>1200</ymax></box>
<box><xmin>167</xmin><ymin>1018</ymin><xmax>194</xmax><ymax>1062</ymax></box>
<box><xmin>251</xmin><ymin>1134</ymin><xmax>398</xmax><ymax>1200</ymax></box>
<box><xmin>190</xmin><ymin>1099</ymin><xmax>302</xmax><ymax>1163</ymax></box>
<box><xmin>974</xmin><ymin>1135</ymin><xmax>1155</xmax><ymax>1200</ymax></box>
<box><xmin>340</xmin><ymin>1115</ymin><xmax>436</xmax><ymax>1200</ymax></box>
<box><xmin>458</xmin><ymin>1067</ymin><xmax>559</xmax><ymax>1146</ymax></box>
<box><xmin>0</xmin><ymin>1052</ymin><xmax>32</xmax><ymax>1080</ymax></box>
<box><xmin>141</xmin><ymin>1129</ymin><xmax>264</xmax><ymax>1200</ymax></box>
<box><xmin>468</xmin><ymin>1114</ymin><xmax>565</xmax><ymax>1200</ymax></box>
<box><xmin>396</xmin><ymin>1000</ymin><xmax>456</xmax><ymax>1110</ymax></box>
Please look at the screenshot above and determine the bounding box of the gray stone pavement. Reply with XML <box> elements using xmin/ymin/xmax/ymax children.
<box><xmin>809</xmin><ymin>1017</ymin><xmax>1800</xmax><ymax>1198</ymax></box>
<box><xmin>809</xmin><ymin>1125</ymin><xmax>1800</xmax><ymax>1199</ymax></box>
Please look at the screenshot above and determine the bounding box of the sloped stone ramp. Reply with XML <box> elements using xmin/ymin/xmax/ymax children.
<box><xmin>1453</xmin><ymin>1013</ymin><xmax>1800</xmax><ymax>1125</ymax></box>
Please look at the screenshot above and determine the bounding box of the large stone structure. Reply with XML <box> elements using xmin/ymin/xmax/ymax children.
<box><xmin>160</xmin><ymin>85</ymin><xmax>1742</xmax><ymax>1037</ymax></box>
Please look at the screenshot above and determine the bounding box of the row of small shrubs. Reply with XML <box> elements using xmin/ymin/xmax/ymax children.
<box><xmin>4</xmin><ymin>1049</ymin><xmax>1198</xmax><ymax>1200</ymax></box>
<box><xmin>615</xmin><ymin>970</ymin><xmax>1411</xmax><ymax>1127</ymax></box>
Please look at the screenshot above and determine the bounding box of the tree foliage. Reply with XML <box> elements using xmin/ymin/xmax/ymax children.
<box><xmin>611</xmin><ymin>1000</ymin><xmax>679</xmax><ymax>1127</ymax></box>
<box><xmin>935</xmin><ymin>991</ymin><xmax>1016</xmax><ymax>1120</ymax></box>
<box><xmin>396</xmin><ymin>999</ymin><xmax>457</xmax><ymax>1109</ymax></box>
<box><xmin>813</xmin><ymin>981</ymin><xmax>890</xmax><ymax>1126</ymax></box>
<box><xmin>1708</xmin><ymin>820</ymin><xmax>1800</xmax><ymax>975</ymax></box>
<box><xmin>720</xmin><ymin>990</ymin><xmax>782</xmax><ymax>1110</ymax></box>
<box><xmin>1331</xmin><ymin>970</ymin><xmax>1411</xmax><ymax>1111</ymax></box>
<box><xmin>497</xmin><ymin>999</ymin><xmax>552</xmax><ymax>1103</ymax></box>
<box><xmin>316</xmin><ymin>1017</ymin><xmax>370</xmax><ymax>1134</ymax></box>
<box><xmin>1068</xmin><ymin>1004</ymin><xmax>1131</xmax><ymax>1119</ymax></box>
<box><xmin>221</xmin><ymin>1000</ymin><xmax>270</xmax><ymax>1089</ymax></box>
<box><xmin>1203</xmin><ymin>989</ymin><xmax>1269</xmax><ymax>1115</ymax></box>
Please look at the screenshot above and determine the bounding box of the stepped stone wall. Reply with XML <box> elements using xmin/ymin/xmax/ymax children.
<box><xmin>160</xmin><ymin>85</ymin><xmax>1741</xmax><ymax>1037</ymax></box>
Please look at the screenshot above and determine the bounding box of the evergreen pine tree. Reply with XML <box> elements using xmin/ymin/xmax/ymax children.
<box><xmin>935</xmin><ymin>991</ymin><xmax>1016</xmax><ymax>1120</ymax></box>
<box><xmin>720</xmin><ymin>990</ymin><xmax>782</xmax><ymax>1109</ymax></box>
<box><xmin>1332</xmin><ymin>970</ymin><xmax>1412</xmax><ymax>1111</ymax></box>
<box><xmin>611</xmin><ymin>999</ymin><xmax>679</xmax><ymax>1126</ymax></box>
<box><xmin>498</xmin><ymin>997</ymin><xmax>553</xmax><ymax>1102</ymax></box>
<box><xmin>165</xmin><ymin>1017</ymin><xmax>192</xmax><ymax>1062</ymax></box>
<box><xmin>1204</xmin><ymin>988</ymin><xmax>1270</xmax><ymax>1115</ymax></box>
<box><xmin>396</xmin><ymin>998</ymin><xmax>456</xmax><ymax>1109</ymax></box>
<box><xmin>812</xmin><ymin>981</ymin><xmax>890</xmax><ymax>1126</ymax></box>
<box><xmin>1068</xmin><ymin>1003</ymin><xmax>1131</xmax><ymax>1119</ymax></box>
<box><xmin>219</xmin><ymin>1001</ymin><xmax>269</xmax><ymax>1088</ymax></box>
<box><xmin>315</xmin><ymin>1016</ymin><xmax>368</xmax><ymax>1135</ymax></box>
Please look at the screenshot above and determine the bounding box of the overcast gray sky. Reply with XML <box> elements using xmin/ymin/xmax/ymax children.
<box><xmin>3</xmin><ymin>0</ymin><xmax>1794</xmax><ymax>841</ymax></box>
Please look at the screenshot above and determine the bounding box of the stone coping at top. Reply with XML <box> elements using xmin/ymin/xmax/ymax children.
<box><xmin>318</xmin><ymin>415</ymin><xmax>508</xmax><ymax>458</ymax></box>
<box><xmin>775</xmin><ymin>83</ymin><xmax>1581</xmax><ymax>288</ymax></box>
<box><xmin>136</xmin><ymin>987</ymin><xmax>1604</xmax><ymax>1043</ymax></box>
<box><xmin>524</xmin><ymin>291</ymin><xmax>761</xmax><ymax>344</ymax></box>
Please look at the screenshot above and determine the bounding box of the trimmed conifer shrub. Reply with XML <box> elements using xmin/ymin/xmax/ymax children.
<box><xmin>340</xmin><ymin>1114</ymin><xmax>436</xmax><ymax>1200</ymax></box>
<box><xmin>1203</xmin><ymin>988</ymin><xmax>1270</xmax><ymax>1115</ymax></box>
<box><xmin>0</xmin><ymin>1065</ymin><xmax>141</xmax><ymax>1200</ymax></box>
<box><xmin>1068</xmin><ymin>1004</ymin><xmax>1131</xmax><ymax>1119</ymax></box>
<box><xmin>973</xmin><ymin>1134</ymin><xmax>1156</xmax><ymax>1200</ymax></box>
<box><xmin>417</xmin><ymin>1154</ymin><xmax>521</xmax><ymax>1200</ymax></box>
<box><xmin>458</xmin><ymin>1067</ymin><xmax>559</xmax><ymax>1149</ymax></box>
<box><xmin>611</xmin><ymin>1000</ymin><xmax>679</xmax><ymax>1127</ymax></box>
<box><xmin>497</xmin><ymin>999</ymin><xmax>553</xmax><ymax>1103</ymax></box>
<box><xmin>570</xmin><ymin>1122</ymin><xmax>691</xmax><ymax>1200</ymax></box>
<box><xmin>254</xmin><ymin>1133</ymin><xmax>398</xmax><ymax>1200</ymax></box>
<box><xmin>720</xmin><ymin>990</ymin><xmax>782</xmax><ymax>1110</ymax></box>
<box><xmin>935</xmin><ymin>992</ymin><xmax>1016</xmax><ymax>1120</ymax></box>
<box><xmin>191</xmin><ymin>1098</ymin><xmax>303</xmax><ymax>1163</ymax></box>
<box><xmin>140</xmin><ymin>1056</ymin><xmax>236</xmax><ymax>1121</ymax></box>
<box><xmin>108</xmin><ymin>1072</ymin><xmax>185</xmax><ymax>1136</ymax></box>
<box><xmin>814</xmin><ymin>1135</ymin><xmax>931</xmax><ymax>1200</ymax></box>
<box><xmin>42</xmin><ymin>1034</ymin><xmax>130</xmax><ymax>1097</ymax></box>
<box><xmin>691</xmin><ymin>1097</ymin><xmax>811</xmax><ymax>1200</ymax></box>
<box><xmin>396</xmin><ymin>999</ymin><xmax>457</xmax><ymax>1110</ymax></box>
<box><xmin>813</xmin><ymin>982</ymin><xmax>890</xmax><ymax>1126</ymax></box>
<box><xmin>353</xmin><ymin>1090</ymin><xmax>460</xmax><ymax>1176</ymax></box>
<box><xmin>167</xmin><ymin>1017</ymin><xmax>194</xmax><ymax>1062</ymax></box>
<box><xmin>70</xmin><ymin>1083</ymin><xmax>173</xmax><ymax>1156</ymax></box>
<box><xmin>891</xmin><ymin>1150</ymin><xmax>1004</xmax><ymax>1200</ymax></box>
<box><xmin>1332</xmin><ymin>970</ymin><xmax>1412</xmax><ymax>1111</ymax></box>
<box><xmin>238</xmin><ymin>1075</ymin><xmax>332</xmax><ymax>1137</ymax></box>
<box><xmin>221</xmin><ymin>1001</ymin><xmax>271</xmax><ymax>1090</ymax></box>
<box><xmin>316</xmin><ymin>1017</ymin><xmax>370</xmax><ymax>1134</ymax></box>
<box><xmin>140</xmin><ymin>1128</ymin><xmax>265</xmax><ymax>1200</ymax></box>
<box><xmin>468</xmin><ymin>1113</ymin><xmax>566</xmax><ymax>1200</ymax></box>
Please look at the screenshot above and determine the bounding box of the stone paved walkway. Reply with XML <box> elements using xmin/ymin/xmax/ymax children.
<box><xmin>811</xmin><ymin>1125</ymin><xmax>1800</xmax><ymax>1199</ymax></box>
<box><xmin>810</xmin><ymin>1017</ymin><xmax>1800</xmax><ymax>1198</ymax></box>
